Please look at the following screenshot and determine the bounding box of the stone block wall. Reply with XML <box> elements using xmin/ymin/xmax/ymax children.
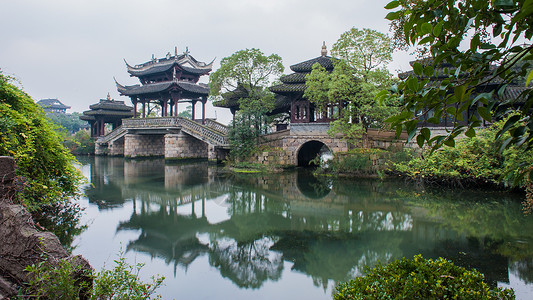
<box><xmin>95</xmin><ymin>142</ymin><xmax>107</xmax><ymax>155</ymax></box>
<box><xmin>108</xmin><ymin>137</ymin><xmax>125</xmax><ymax>156</ymax></box>
<box><xmin>125</xmin><ymin>134</ymin><xmax>165</xmax><ymax>158</ymax></box>
<box><xmin>165</xmin><ymin>132</ymin><xmax>208</xmax><ymax>159</ymax></box>
<box><xmin>290</xmin><ymin>123</ymin><xmax>330</xmax><ymax>136</ymax></box>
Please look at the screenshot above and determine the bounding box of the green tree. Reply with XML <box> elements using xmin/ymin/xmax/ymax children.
<box><xmin>383</xmin><ymin>0</ymin><xmax>532</xmax><ymax>174</ymax></box>
<box><xmin>46</xmin><ymin>112</ymin><xmax>87</xmax><ymax>133</ymax></box>
<box><xmin>305</xmin><ymin>61</ymin><xmax>399</xmax><ymax>143</ymax></box>
<box><xmin>209</xmin><ymin>49</ymin><xmax>283</xmax><ymax>160</ymax></box>
<box><xmin>177</xmin><ymin>105</ymin><xmax>192</xmax><ymax>119</ymax></box>
<box><xmin>209</xmin><ymin>48</ymin><xmax>283</xmax><ymax>98</ymax></box>
<box><xmin>331</xmin><ymin>27</ymin><xmax>394</xmax><ymax>85</ymax></box>
<box><xmin>0</xmin><ymin>72</ymin><xmax>84</xmax><ymax>209</ymax></box>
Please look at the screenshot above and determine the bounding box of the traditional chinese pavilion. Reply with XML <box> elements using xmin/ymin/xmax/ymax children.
<box><xmin>214</xmin><ymin>43</ymin><xmax>339</xmax><ymax>126</ymax></box>
<box><xmin>115</xmin><ymin>47</ymin><xmax>214</xmax><ymax>124</ymax></box>
<box><xmin>270</xmin><ymin>43</ymin><xmax>338</xmax><ymax>124</ymax></box>
<box><xmin>80</xmin><ymin>94</ymin><xmax>134</xmax><ymax>137</ymax></box>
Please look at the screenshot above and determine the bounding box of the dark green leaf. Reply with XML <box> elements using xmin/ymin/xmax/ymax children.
<box><xmin>496</xmin><ymin>114</ymin><xmax>521</xmax><ymax>139</ymax></box>
<box><xmin>420</xmin><ymin>127</ymin><xmax>430</xmax><ymax>139</ymax></box>
<box><xmin>465</xmin><ymin>128</ymin><xmax>476</xmax><ymax>137</ymax></box>
<box><xmin>417</xmin><ymin>134</ymin><xmax>425</xmax><ymax>148</ymax></box>
<box><xmin>384</xmin><ymin>1</ymin><xmax>400</xmax><ymax>9</ymax></box>
<box><xmin>470</xmin><ymin>34</ymin><xmax>480</xmax><ymax>52</ymax></box>
<box><xmin>419</xmin><ymin>36</ymin><xmax>435</xmax><ymax>45</ymax></box>
<box><xmin>443</xmin><ymin>137</ymin><xmax>455</xmax><ymax>147</ymax></box>
<box><xmin>421</xmin><ymin>23</ymin><xmax>433</xmax><ymax>35</ymax></box>
<box><xmin>477</xmin><ymin>106</ymin><xmax>492</xmax><ymax>122</ymax></box>
<box><xmin>423</xmin><ymin>66</ymin><xmax>435</xmax><ymax>77</ymax></box>
<box><xmin>413</xmin><ymin>62</ymin><xmax>423</xmax><ymax>76</ymax></box>
<box><xmin>433</xmin><ymin>21</ymin><xmax>443</xmax><ymax>36</ymax></box>
<box><xmin>386</xmin><ymin>11</ymin><xmax>402</xmax><ymax>20</ymax></box>
<box><xmin>493</xmin><ymin>23</ymin><xmax>503</xmax><ymax>36</ymax></box>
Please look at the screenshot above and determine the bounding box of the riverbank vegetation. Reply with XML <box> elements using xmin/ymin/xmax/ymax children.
<box><xmin>0</xmin><ymin>72</ymin><xmax>85</xmax><ymax>210</ymax></box>
<box><xmin>334</xmin><ymin>255</ymin><xmax>514</xmax><ymax>299</ymax></box>
<box><xmin>25</xmin><ymin>251</ymin><xmax>165</xmax><ymax>299</ymax></box>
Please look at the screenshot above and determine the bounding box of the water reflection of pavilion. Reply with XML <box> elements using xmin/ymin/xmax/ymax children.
<box><xmin>84</xmin><ymin>157</ymin><xmax>525</xmax><ymax>289</ymax></box>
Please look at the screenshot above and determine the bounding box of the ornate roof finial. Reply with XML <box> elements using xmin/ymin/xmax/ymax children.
<box><xmin>175</xmin><ymin>46</ymin><xmax>178</xmax><ymax>57</ymax></box>
<box><xmin>185</xmin><ymin>46</ymin><xmax>190</xmax><ymax>55</ymax></box>
<box><xmin>321</xmin><ymin>41</ymin><xmax>327</xmax><ymax>57</ymax></box>
<box><xmin>152</xmin><ymin>54</ymin><xmax>156</xmax><ymax>62</ymax></box>
<box><xmin>107</xmin><ymin>93</ymin><xmax>111</xmax><ymax>101</ymax></box>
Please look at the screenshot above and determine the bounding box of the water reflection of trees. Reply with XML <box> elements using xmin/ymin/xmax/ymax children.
<box><xmin>209</xmin><ymin>237</ymin><xmax>283</xmax><ymax>289</ymax></box>
<box><xmin>83</xmin><ymin>157</ymin><xmax>533</xmax><ymax>290</ymax></box>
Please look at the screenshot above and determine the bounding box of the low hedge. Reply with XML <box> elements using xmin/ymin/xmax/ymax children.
<box><xmin>334</xmin><ymin>255</ymin><xmax>514</xmax><ymax>299</ymax></box>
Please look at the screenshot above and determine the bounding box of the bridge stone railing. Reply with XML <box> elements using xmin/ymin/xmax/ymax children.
<box><xmin>122</xmin><ymin>117</ymin><xmax>181</xmax><ymax>128</ymax></box>
<box><xmin>203</xmin><ymin>119</ymin><xmax>228</xmax><ymax>135</ymax></box>
<box><xmin>179</xmin><ymin>118</ymin><xmax>229</xmax><ymax>147</ymax></box>
<box><xmin>118</xmin><ymin>117</ymin><xmax>228</xmax><ymax>147</ymax></box>
<box><xmin>98</xmin><ymin>125</ymin><xmax>126</xmax><ymax>144</ymax></box>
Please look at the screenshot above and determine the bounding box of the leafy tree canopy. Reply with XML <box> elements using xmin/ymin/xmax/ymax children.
<box><xmin>306</xmin><ymin>28</ymin><xmax>398</xmax><ymax>143</ymax></box>
<box><xmin>382</xmin><ymin>0</ymin><xmax>533</xmax><ymax>182</ymax></box>
<box><xmin>209</xmin><ymin>49</ymin><xmax>283</xmax><ymax>160</ymax></box>
<box><xmin>332</xmin><ymin>27</ymin><xmax>394</xmax><ymax>85</ymax></box>
<box><xmin>0</xmin><ymin>72</ymin><xmax>84</xmax><ymax>209</ymax></box>
<box><xmin>305</xmin><ymin>61</ymin><xmax>399</xmax><ymax>142</ymax></box>
<box><xmin>209</xmin><ymin>48</ymin><xmax>284</xmax><ymax>99</ymax></box>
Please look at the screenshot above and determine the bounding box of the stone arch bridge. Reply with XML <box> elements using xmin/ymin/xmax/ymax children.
<box><xmin>96</xmin><ymin>118</ymin><xmax>404</xmax><ymax>165</ymax></box>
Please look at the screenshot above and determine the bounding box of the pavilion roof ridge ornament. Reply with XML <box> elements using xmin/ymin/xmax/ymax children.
<box><xmin>321</xmin><ymin>41</ymin><xmax>327</xmax><ymax>57</ymax></box>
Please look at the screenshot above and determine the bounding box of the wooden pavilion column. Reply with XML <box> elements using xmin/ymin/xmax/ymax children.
<box><xmin>191</xmin><ymin>100</ymin><xmax>197</xmax><ymax>121</ymax></box>
<box><xmin>169</xmin><ymin>98</ymin><xmax>174</xmax><ymax>116</ymax></box>
<box><xmin>201</xmin><ymin>96</ymin><xmax>207</xmax><ymax>124</ymax></box>
<box><xmin>132</xmin><ymin>97</ymin><xmax>138</xmax><ymax>118</ymax></box>
<box><xmin>170</xmin><ymin>91</ymin><xmax>182</xmax><ymax>118</ymax></box>
<box><xmin>141</xmin><ymin>98</ymin><xmax>146</xmax><ymax>118</ymax></box>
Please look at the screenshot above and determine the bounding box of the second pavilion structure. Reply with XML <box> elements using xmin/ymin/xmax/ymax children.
<box><xmin>115</xmin><ymin>47</ymin><xmax>214</xmax><ymax>124</ymax></box>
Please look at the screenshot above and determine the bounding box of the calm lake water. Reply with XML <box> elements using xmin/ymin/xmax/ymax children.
<box><xmin>72</xmin><ymin>156</ymin><xmax>533</xmax><ymax>299</ymax></box>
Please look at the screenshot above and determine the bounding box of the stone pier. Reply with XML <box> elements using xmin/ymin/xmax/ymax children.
<box><xmin>124</xmin><ymin>134</ymin><xmax>165</xmax><ymax>158</ymax></box>
<box><xmin>165</xmin><ymin>132</ymin><xmax>208</xmax><ymax>160</ymax></box>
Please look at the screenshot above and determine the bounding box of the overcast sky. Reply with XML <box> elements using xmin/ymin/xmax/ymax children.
<box><xmin>0</xmin><ymin>0</ymin><xmax>413</xmax><ymax>124</ymax></box>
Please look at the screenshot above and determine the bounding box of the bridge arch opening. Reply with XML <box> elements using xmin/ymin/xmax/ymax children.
<box><xmin>297</xmin><ymin>140</ymin><xmax>332</xmax><ymax>167</ymax></box>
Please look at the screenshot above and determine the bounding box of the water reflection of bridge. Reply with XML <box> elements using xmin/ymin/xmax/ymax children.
<box><xmin>82</xmin><ymin>156</ymin><xmax>524</xmax><ymax>289</ymax></box>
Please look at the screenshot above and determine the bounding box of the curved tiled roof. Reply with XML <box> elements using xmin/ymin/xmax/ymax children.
<box><xmin>290</xmin><ymin>56</ymin><xmax>335</xmax><ymax>72</ymax></box>
<box><xmin>279</xmin><ymin>72</ymin><xmax>307</xmax><ymax>84</ymax></box>
<box><xmin>89</xmin><ymin>100</ymin><xmax>133</xmax><ymax>111</ymax></box>
<box><xmin>83</xmin><ymin>109</ymin><xmax>134</xmax><ymax>117</ymax></box>
<box><xmin>269</xmin><ymin>83</ymin><xmax>306</xmax><ymax>94</ymax></box>
<box><xmin>116</xmin><ymin>79</ymin><xmax>209</xmax><ymax>97</ymax></box>
<box><xmin>126</xmin><ymin>52</ymin><xmax>213</xmax><ymax>77</ymax></box>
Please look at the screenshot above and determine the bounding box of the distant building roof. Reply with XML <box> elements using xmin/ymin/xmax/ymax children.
<box><xmin>37</xmin><ymin>99</ymin><xmax>71</xmax><ymax>111</ymax></box>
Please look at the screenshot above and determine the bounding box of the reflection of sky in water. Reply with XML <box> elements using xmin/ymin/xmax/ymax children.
<box><xmin>72</xmin><ymin>157</ymin><xmax>533</xmax><ymax>300</ymax></box>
